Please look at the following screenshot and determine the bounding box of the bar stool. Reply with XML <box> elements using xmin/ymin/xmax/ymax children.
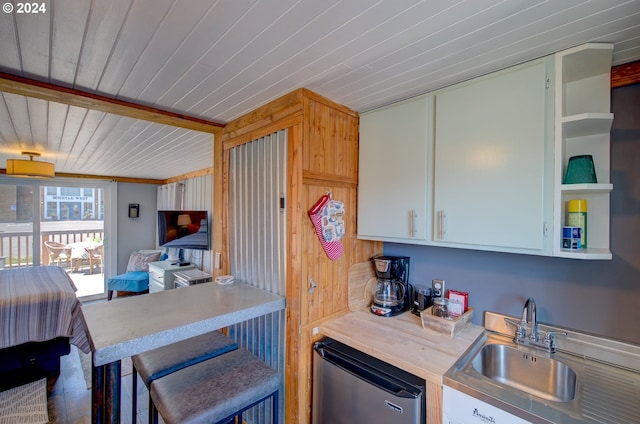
<box><xmin>131</xmin><ymin>331</ymin><xmax>238</xmax><ymax>423</ymax></box>
<box><xmin>150</xmin><ymin>348</ymin><xmax>279</xmax><ymax>424</ymax></box>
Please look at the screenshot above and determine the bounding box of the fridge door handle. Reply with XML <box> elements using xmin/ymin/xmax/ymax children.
<box><xmin>316</xmin><ymin>347</ymin><xmax>420</xmax><ymax>398</ymax></box>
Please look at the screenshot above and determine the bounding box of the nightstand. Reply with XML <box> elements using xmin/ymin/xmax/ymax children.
<box><xmin>148</xmin><ymin>261</ymin><xmax>195</xmax><ymax>293</ymax></box>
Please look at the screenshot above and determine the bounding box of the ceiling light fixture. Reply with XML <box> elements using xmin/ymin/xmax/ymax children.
<box><xmin>6</xmin><ymin>151</ymin><xmax>55</xmax><ymax>179</ymax></box>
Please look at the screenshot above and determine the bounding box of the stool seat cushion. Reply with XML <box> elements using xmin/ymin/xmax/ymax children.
<box><xmin>107</xmin><ymin>271</ymin><xmax>149</xmax><ymax>292</ymax></box>
<box><xmin>133</xmin><ymin>331</ymin><xmax>237</xmax><ymax>386</ymax></box>
<box><xmin>151</xmin><ymin>349</ymin><xmax>279</xmax><ymax>424</ymax></box>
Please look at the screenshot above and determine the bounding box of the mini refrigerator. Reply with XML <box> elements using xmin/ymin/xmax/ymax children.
<box><xmin>312</xmin><ymin>337</ymin><xmax>425</xmax><ymax>424</ymax></box>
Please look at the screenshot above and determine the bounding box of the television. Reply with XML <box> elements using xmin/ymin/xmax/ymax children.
<box><xmin>157</xmin><ymin>210</ymin><xmax>210</xmax><ymax>251</ymax></box>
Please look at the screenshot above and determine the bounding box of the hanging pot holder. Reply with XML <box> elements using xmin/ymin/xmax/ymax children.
<box><xmin>320</xmin><ymin>198</ymin><xmax>345</xmax><ymax>242</ymax></box>
<box><xmin>308</xmin><ymin>193</ymin><xmax>343</xmax><ymax>260</ymax></box>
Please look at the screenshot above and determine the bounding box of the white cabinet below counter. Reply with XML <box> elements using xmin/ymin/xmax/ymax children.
<box><xmin>442</xmin><ymin>385</ymin><xmax>532</xmax><ymax>424</ymax></box>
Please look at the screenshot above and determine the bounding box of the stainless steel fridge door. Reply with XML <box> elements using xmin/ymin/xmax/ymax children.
<box><xmin>312</xmin><ymin>347</ymin><xmax>422</xmax><ymax>424</ymax></box>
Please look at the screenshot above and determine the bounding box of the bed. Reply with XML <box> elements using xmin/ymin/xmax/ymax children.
<box><xmin>0</xmin><ymin>266</ymin><xmax>90</xmax><ymax>389</ymax></box>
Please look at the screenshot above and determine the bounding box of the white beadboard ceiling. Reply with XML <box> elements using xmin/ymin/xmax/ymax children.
<box><xmin>0</xmin><ymin>0</ymin><xmax>639</xmax><ymax>180</ymax></box>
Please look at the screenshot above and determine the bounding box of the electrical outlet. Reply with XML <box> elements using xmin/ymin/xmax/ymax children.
<box><xmin>432</xmin><ymin>279</ymin><xmax>445</xmax><ymax>298</ymax></box>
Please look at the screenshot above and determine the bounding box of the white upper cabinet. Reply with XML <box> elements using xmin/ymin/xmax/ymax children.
<box><xmin>357</xmin><ymin>43</ymin><xmax>613</xmax><ymax>260</ymax></box>
<box><xmin>431</xmin><ymin>58</ymin><xmax>554</xmax><ymax>254</ymax></box>
<box><xmin>553</xmin><ymin>43</ymin><xmax>613</xmax><ymax>260</ymax></box>
<box><xmin>358</xmin><ymin>95</ymin><xmax>430</xmax><ymax>242</ymax></box>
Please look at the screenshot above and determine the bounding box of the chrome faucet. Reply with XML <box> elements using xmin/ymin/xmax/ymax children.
<box><xmin>505</xmin><ymin>297</ymin><xmax>566</xmax><ymax>353</ymax></box>
<box><xmin>523</xmin><ymin>298</ymin><xmax>538</xmax><ymax>342</ymax></box>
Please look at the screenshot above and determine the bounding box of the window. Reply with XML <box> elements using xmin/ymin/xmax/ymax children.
<box><xmin>61</xmin><ymin>187</ymin><xmax>81</xmax><ymax>197</ymax></box>
<box><xmin>83</xmin><ymin>202</ymin><xmax>93</xmax><ymax>219</ymax></box>
<box><xmin>46</xmin><ymin>202</ymin><xmax>57</xmax><ymax>220</ymax></box>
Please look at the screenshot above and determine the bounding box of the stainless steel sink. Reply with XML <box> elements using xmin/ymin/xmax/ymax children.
<box><xmin>443</xmin><ymin>311</ymin><xmax>640</xmax><ymax>424</ymax></box>
<box><xmin>471</xmin><ymin>343</ymin><xmax>576</xmax><ymax>402</ymax></box>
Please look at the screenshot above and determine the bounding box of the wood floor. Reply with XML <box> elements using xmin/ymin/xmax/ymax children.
<box><xmin>47</xmin><ymin>345</ymin><xmax>157</xmax><ymax>424</ymax></box>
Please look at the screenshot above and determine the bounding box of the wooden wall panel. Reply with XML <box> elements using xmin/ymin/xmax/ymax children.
<box><xmin>303</xmin><ymin>97</ymin><xmax>359</xmax><ymax>183</ymax></box>
<box><xmin>426</xmin><ymin>380</ymin><xmax>443</xmax><ymax>424</ymax></box>
<box><xmin>611</xmin><ymin>60</ymin><xmax>640</xmax><ymax>88</ymax></box>
<box><xmin>284</xmin><ymin>123</ymin><xmax>304</xmax><ymax>424</ymax></box>
<box><xmin>220</xmin><ymin>88</ymin><xmax>382</xmax><ymax>424</ymax></box>
<box><xmin>301</xmin><ymin>184</ymin><xmax>355</xmax><ymax>325</ymax></box>
<box><xmin>221</xmin><ymin>90</ymin><xmax>303</xmax><ymax>141</ymax></box>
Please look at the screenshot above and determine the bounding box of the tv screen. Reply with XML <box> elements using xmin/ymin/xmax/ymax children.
<box><xmin>157</xmin><ymin>210</ymin><xmax>210</xmax><ymax>250</ymax></box>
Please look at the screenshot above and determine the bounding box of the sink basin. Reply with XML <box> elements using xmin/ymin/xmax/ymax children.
<box><xmin>444</xmin><ymin>312</ymin><xmax>640</xmax><ymax>424</ymax></box>
<box><xmin>471</xmin><ymin>343</ymin><xmax>576</xmax><ymax>402</ymax></box>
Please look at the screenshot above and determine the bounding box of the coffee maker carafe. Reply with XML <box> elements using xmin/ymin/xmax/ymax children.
<box><xmin>370</xmin><ymin>256</ymin><xmax>410</xmax><ymax>317</ymax></box>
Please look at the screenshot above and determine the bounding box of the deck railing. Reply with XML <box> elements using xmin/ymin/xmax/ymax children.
<box><xmin>0</xmin><ymin>229</ymin><xmax>104</xmax><ymax>269</ymax></box>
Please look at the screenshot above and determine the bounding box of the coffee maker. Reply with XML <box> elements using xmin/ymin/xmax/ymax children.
<box><xmin>370</xmin><ymin>256</ymin><xmax>411</xmax><ymax>317</ymax></box>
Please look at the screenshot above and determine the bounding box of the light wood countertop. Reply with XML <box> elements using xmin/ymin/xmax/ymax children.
<box><xmin>318</xmin><ymin>309</ymin><xmax>484</xmax><ymax>385</ymax></box>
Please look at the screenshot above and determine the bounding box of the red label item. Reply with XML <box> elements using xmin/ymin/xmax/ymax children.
<box><xmin>448</xmin><ymin>290</ymin><xmax>469</xmax><ymax>313</ymax></box>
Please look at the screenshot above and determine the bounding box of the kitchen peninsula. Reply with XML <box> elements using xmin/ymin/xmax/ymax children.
<box><xmin>82</xmin><ymin>282</ymin><xmax>285</xmax><ymax>424</ymax></box>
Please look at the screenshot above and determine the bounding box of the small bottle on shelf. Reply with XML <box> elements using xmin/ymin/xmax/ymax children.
<box><xmin>566</xmin><ymin>199</ymin><xmax>587</xmax><ymax>248</ymax></box>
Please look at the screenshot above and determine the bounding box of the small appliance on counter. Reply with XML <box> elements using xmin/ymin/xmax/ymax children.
<box><xmin>410</xmin><ymin>285</ymin><xmax>432</xmax><ymax>316</ymax></box>
<box><xmin>370</xmin><ymin>256</ymin><xmax>411</xmax><ymax>317</ymax></box>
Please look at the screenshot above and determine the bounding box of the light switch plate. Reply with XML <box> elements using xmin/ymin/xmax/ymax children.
<box><xmin>432</xmin><ymin>279</ymin><xmax>445</xmax><ymax>298</ymax></box>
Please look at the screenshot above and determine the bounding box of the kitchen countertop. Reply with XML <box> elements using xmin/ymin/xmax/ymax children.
<box><xmin>318</xmin><ymin>308</ymin><xmax>484</xmax><ymax>385</ymax></box>
<box><xmin>83</xmin><ymin>282</ymin><xmax>286</xmax><ymax>423</ymax></box>
<box><xmin>83</xmin><ymin>282</ymin><xmax>285</xmax><ymax>366</ymax></box>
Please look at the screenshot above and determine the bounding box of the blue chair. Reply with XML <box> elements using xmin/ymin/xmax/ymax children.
<box><xmin>107</xmin><ymin>250</ymin><xmax>163</xmax><ymax>300</ymax></box>
<box><xmin>107</xmin><ymin>271</ymin><xmax>149</xmax><ymax>300</ymax></box>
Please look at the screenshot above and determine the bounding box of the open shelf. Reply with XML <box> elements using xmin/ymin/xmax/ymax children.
<box><xmin>555</xmin><ymin>248</ymin><xmax>612</xmax><ymax>260</ymax></box>
<box><xmin>553</xmin><ymin>43</ymin><xmax>613</xmax><ymax>260</ymax></box>
<box><xmin>560</xmin><ymin>183</ymin><xmax>613</xmax><ymax>194</ymax></box>
<box><xmin>562</xmin><ymin>113</ymin><xmax>614</xmax><ymax>138</ymax></box>
<box><xmin>561</xmin><ymin>44</ymin><xmax>614</xmax><ymax>83</ymax></box>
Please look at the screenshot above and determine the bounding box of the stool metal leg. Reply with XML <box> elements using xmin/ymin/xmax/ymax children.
<box><xmin>150</xmin><ymin>402</ymin><xmax>159</xmax><ymax>424</ymax></box>
<box><xmin>273</xmin><ymin>390</ymin><xmax>278</xmax><ymax>424</ymax></box>
<box><xmin>131</xmin><ymin>365</ymin><xmax>137</xmax><ymax>424</ymax></box>
<box><xmin>149</xmin><ymin>393</ymin><xmax>157</xmax><ymax>424</ymax></box>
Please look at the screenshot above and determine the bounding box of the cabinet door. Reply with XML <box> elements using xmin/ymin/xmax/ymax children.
<box><xmin>358</xmin><ymin>96</ymin><xmax>430</xmax><ymax>242</ymax></box>
<box><xmin>433</xmin><ymin>61</ymin><xmax>549</xmax><ymax>251</ymax></box>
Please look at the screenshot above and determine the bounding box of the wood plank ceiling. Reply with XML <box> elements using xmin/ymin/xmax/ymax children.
<box><xmin>0</xmin><ymin>0</ymin><xmax>639</xmax><ymax>180</ymax></box>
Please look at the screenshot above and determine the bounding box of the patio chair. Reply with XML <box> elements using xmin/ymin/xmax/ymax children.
<box><xmin>44</xmin><ymin>241</ymin><xmax>72</xmax><ymax>267</ymax></box>
<box><xmin>86</xmin><ymin>243</ymin><xmax>103</xmax><ymax>275</ymax></box>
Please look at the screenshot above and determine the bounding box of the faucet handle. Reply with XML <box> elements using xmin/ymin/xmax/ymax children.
<box><xmin>543</xmin><ymin>331</ymin><xmax>567</xmax><ymax>352</ymax></box>
<box><xmin>504</xmin><ymin>317</ymin><xmax>526</xmax><ymax>341</ymax></box>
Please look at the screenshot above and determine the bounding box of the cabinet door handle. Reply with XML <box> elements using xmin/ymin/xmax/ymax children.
<box><xmin>438</xmin><ymin>210</ymin><xmax>446</xmax><ymax>240</ymax></box>
<box><xmin>409</xmin><ymin>209</ymin><xmax>417</xmax><ymax>238</ymax></box>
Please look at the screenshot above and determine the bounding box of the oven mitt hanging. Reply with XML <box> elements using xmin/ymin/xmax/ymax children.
<box><xmin>308</xmin><ymin>194</ymin><xmax>343</xmax><ymax>260</ymax></box>
<box><xmin>321</xmin><ymin>198</ymin><xmax>345</xmax><ymax>242</ymax></box>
